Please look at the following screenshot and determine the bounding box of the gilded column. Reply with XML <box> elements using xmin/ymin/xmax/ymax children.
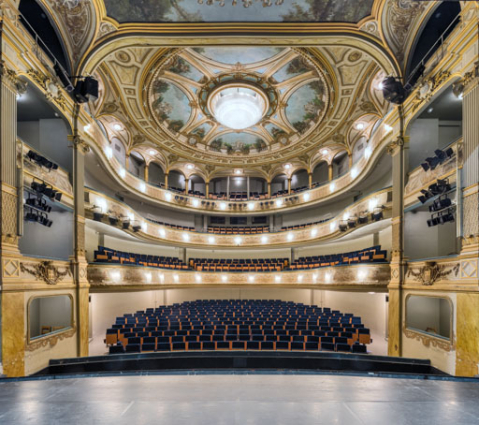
<box><xmin>144</xmin><ymin>164</ymin><xmax>149</xmax><ymax>182</ymax></box>
<box><xmin>267</xmin><ymin>181</ymin><xmax>271</xmax><ymax>198</ymax></box>
<box><xmin>205</xmin><ymin>179</ymin><xmax>209</xmax><ymax>198</ymax></box>
<box><xmin>69</xmin><ymin>107</ymin><xmax>90</xmax><ymax>358</ymax></box>
<box><xmin>328</xmin><ymin>164</ymin><xmax>333</xmax><ymax>181</ymax></box>
<box><xmin>461</xmin><ymin>62</ymin><xmax>479</xmax><ymax>252</ymax></box>
<box><xmin>387</xmin><ymin>135</ymin><xmax>408</xmax><ymax>357</ymax></box>
<box><xmin>164</xmin><ymin>173</ymin><xmax>169</xmax><ymax>189</ymax></box>
<box><xmin>0</xmin><ymin>59</ymin><xmax>27</xmax><ymax>377</ymax></box>
<box><xmin>308</xmin><ymin>172</ymin><xmax>313</xmax><ymax>189</ymax></box>
<box><xmin>287</xmin><ymin>178</ymin><xmax>291</xmax><ymax>194</ymax></box>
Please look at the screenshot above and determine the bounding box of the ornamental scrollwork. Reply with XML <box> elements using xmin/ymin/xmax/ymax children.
<box><xmin>403</xmin><ymin>327</ymin><xmax>454</xmax><ymax>352</ymax></box>
<box><xmin>412</xmin><ymin>71</ymin><xmax>451</xmax><ymax>112</ymax></box>
<box><xmin>26</xmin><ymin>326</ymin><xmax>76</xmax><ymax>351</ymax></box>
<box><xmin>406</xmin><ymin>261</ymin><xmax>460</xmax><ymax>286</ymax></box>
<box><xmin>70</xmin><ymin>135</ymin><xmax>90</xmax><ymax>153</ymax></box>
<box><xmin>20</xmin><ymin>261</ymin><xmax>72</xmax><ymax>285</ymax></box>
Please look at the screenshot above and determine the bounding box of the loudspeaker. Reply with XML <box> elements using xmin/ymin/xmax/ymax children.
<box><xmin>74</xmin><ymin>77</ymin><xmax>99</xmax><ymax>103</ymax></box>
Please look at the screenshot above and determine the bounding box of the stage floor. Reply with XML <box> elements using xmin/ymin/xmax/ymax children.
<box><xmin>0</xmin><ymin>373</ymin><xmax>478</xmax><ymax>424</ymax></box>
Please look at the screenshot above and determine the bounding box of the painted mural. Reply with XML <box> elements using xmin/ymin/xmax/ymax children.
<box><xmin>151</xmin><ymin>80</ymin><xmax>191</xmax><ymax>132</ymax></box>
<box><xmin>166</xmin><ymin>56</ymin><xmax>204</xmax><ymax>82</ymax></box>
<box><xmin>272</xmin><ymin>56</ymin><xmax>315</xmax><ymax>83</ymax></box>
<box><xmin>104</xmin><ymin>0</ymin><xmax>374</xmax><ymax>23</ymax></box>
<box><xmin>192</xmin><ymin>47</ymin><xmax>284</xmax><ymax>65</ymax></box>
<box><xmin>285</xmin><ymin>80</ymin><xmax>326</xmax><ymax>133</ymax></box>
<box><xmin>210</xmin><ymin>133</ymin><xmax>268</xmax><ymax>154</ymax></box>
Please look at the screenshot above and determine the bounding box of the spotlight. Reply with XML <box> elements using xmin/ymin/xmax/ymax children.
<box><xmin>108</xmin><ymin>216</ymin><xmax>119</xmax><ymax>226</ymax></box>
<box><xmin>54</xmin><ymin>63</ymin><xmax>74</xmax><ymax>92</ymax></box>
<box><xmin>434</xmin><ymin>148</ymin><xmax>454</xmax><ymax>163</ymax></box>
<box><xmin>358</xmin><ymin>214</ymin><xmax>368</xmax><ymax>224</ymax></box>
<box><xmin>38</xmin><ymin>213</ymin><xmax>53</xmax><ymax>227</ymax></box>
<box><xmin>339</xmin><ymin>221</ymin><xmax>348</xmax><ymax>232</ymax></box>
<box><xmin>73</xmin><ymin>76</ymin><xmax>99</xmax><ymax>103</ymax></box>
<box><xmin>347</xmin><ymin>217</ymin><xmax>357</xmax><ymax>228</ymax></box>
<box><xmin>132</xmin><ymin>224</ymin><xmax>141</xmax><ymax>232</ymax></box>
<box><xmin>381</xmin><ymin>76</ymin><xmax>406</xmax><ymax>104</ymax></box>
<box><xmin>429</xmin><ymin>195</ymin><xmax>452</xmax><ymax>212</ymax></box>
<box><xmin>372</xmin><ymin>209</ymin><xmax>383</xmax><ymax>221</ymax></box>
<box><xmin>418</xmin><ymin>189</ymin><xmax>434</xmax><ymax>204</ymax></box>
<box><xmin>93</xmin><ymin>211</ymin><xmax>104</xmax><ymax>222</ymax></box>
<box><xmin>429</xmin><ymin>179</ymin><xmax>450</xmax><ymax>196</ymax></box>
<box><xmin>428</xmin><ymin>208</ymin><xmax>455</xmax><ymax>227</ymax></box>
<box><xmin>122</xmin><ymin>220</ymin><xmax>130</xmax><ymax>229</ymax></box>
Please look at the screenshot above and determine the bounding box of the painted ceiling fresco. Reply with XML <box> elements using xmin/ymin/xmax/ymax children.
<box><xmin>148</xmin><ymin>47</ymin><xmax>328</xmax><ymax>157</ymax></box>
<box><xmin>103</xmin><ymin>0</ymin><xmax>375</xmax><ymax>23</ymax></box>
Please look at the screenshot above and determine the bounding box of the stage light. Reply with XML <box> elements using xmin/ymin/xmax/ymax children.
<box><xmin>358</xmin><ymin>214</ymin><xmax>368</xmax><ymax>224</ymax></box>
<box><xmin>372</xmin><ymin>208</ymin><xmax>383</xmax><ymax>221</ymax></box>
<box><xmin>132</xmin><ymin>224</ymin><xmax>141</xmax><ymax>232</ymax></box>
<box><xmin>122</xmin><ymin>220</ymin><xmax>130</xmax><ymax>229</ymax></box>
<box><xmin>347</xmin><ymin>217</ymin><xmax>357</xmax><ymax>228</ymax></box>
<box><xmin>382</xmin><ymin>76</ymin><xmax>406</xmax><ymax>104</ymax></box>
<box><xmin>108</xmin><ymin>216</ymin><xmax>119</xmax><ymax>226</ymax></box>
<box><xmin>418</xmin><ymin>189</ymin><xmax>434</xmax><ymax>204</ymax></box>
<box><xmin>339</xmin><ymin>221</ymin><xmax>348</xmax><ymax>232</ymax></box>
<box><xmin>429</xmin><ymin>195</ymin><xmax>452</xmax><ymax>212</ymax></box>
<box><xmin>93</xmin><ymin>211</ymin><xmax>104</xmax><ymax>222</ymax></box>
<box><xmin>74</xmin><ymin>76</ymin><xmax>99</xmax><ymax>103</ymax></box>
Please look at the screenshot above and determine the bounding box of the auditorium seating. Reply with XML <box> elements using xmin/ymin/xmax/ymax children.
<box><xmin>289</xmin><ymin>246</ymin><xmax>387</xmax><ymax>270</ymax></box>
<box><xmin>190</xmin><ymin>258</ymin><xmax>289</xmax><ymax>272</ymax></box>
<box><xmin>150</xmin><ymin>219</ymin><xmax>196</xmax><ymax>232</ymax></box>
<box><xmin>280</xmin><ymin>218</ymin><xmax>331</xmax><ymax>231</ymax></box>
<box><xmin>94</xmin><ymin>246</ymin><xmax>188</xmax><ymax>270</ymax></box>
<box><xmin>207</xmin><ymin>226</ymin><xmax>269</xmax><ymax>235</ymax></box>
<box><xmin>106</xmin><ymin>300</ymin><xmax>370</xmax><ymax>355</ymax></box>
<box><xmin>208</xmin><ymin>192</ymin><xmax>269</xmax><ymax>200</ymax></box>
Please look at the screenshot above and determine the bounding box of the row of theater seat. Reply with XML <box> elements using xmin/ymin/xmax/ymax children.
<box><xmin>106</xmin><ymin>300</ymin><xmax>371</xmax><ymax>355</ymax></box>
<box><xmin>150</xmin><ymin>219</ymin><xmax>196</xmax><ymax>232</ymax></box>
<box><xmin>94</xmin><ymin>246</ymin><xmax>188</xmax><ymax>269</ymax></box>
<box><xmin>94</xmin><ymin>246</ymin><xmax>387</xmax><ymax>271</ymax></box>
<box><xmin>190</xmin><ymin>258</ymin><xmax>289</xmax><ymax>272</ymax></box>
<box><xmin>290</xmin><ymin>246</ymin><xmax>387</xmax><ymax>269</ymax></box>
<box><xmin>207</xmin><ymin>226</ymin><xmax>269</xmax><ymax>235</ymax></box>
<box><xmin>280</xmin><ymin>218</ymin><xmax>330</xmax><ymax>232</ymax></box>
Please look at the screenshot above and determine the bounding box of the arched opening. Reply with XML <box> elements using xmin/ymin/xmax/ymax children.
<box><xmin>168</xmin><ymin>170</ymin><xmax>186</xmax><ymax>193</ymax></box>
<box><xmin>332</xmin><ymin>151</ymin><xmax>349</xmax><ymax>178</ymax></box>
<box><xmin>111</xmin><ymin>137</ymin><xmax>126</xmax><ymax>167</ymax></box>
<box><xmin>19</xmin><ymin>0</ymin><xmax>71</xmax><ymax>74</ymax></box>
<box><xmin>352</xmin><ymin>136</ymin><xmax>368</xmax><ymax>164</ymax></box>
<box><xmin>406</xmin><ymin>2</ymin><xmax>461</xmax><ymax>80</ymax></box>
<box><xmin>208</xmin><ymin>177</ymin><xmax>227</xmax><ymax>199</ymax></box>
<box><xmin>128</xmin><ymin>151</ymin><xmax>146</xmax><ymax>179</ymax></box>
<box><xmin>312</xmin><ymin>161</ymin><xmax>329</xmax><ymax>186</ymax></box>
<box><xmin>148</xmin><ymin>162</ymin><xmax>165</xmax><ymax>187</ymax></box>
<box><xmin>249</xmin><ymin>177</ymin><xmax>268</xmax><ymax>199</ymax></box>
<box><xmin>188</xmin><ymin>174</ymin><xmax>206</xmax><ymax>197</ymax></box>
<box><xmin>291</xmin><ymin>169</ymin><xmax>309</xmax><ymax>192</ymax></box>
<box><xmin>271</xmin><ymin>174</ymin><xmax>288</xmax><ymax>197</ymax></box>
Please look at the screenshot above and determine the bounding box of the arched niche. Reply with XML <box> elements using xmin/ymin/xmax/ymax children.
<box><xmin>312</xmin><ymin>160</ymin><xmax>329</xmax><ymax>185</ymax></box>
<box><xmin>148</xmin><ymin>161</ymin><xmax>165</xmax><ymax>186</ymax></box>
<box><xmin>129</xmin><ymin>151</ymin><xmax>146</xmax><ymax>179</ymax></box>
<box><xmin>291</xmin><ymin>169</ymin><xmax>309</xmax><ymax>190</ymax></box>
<box><xmin>249</xmin><ymin>177</ymin><xmax>267</xmax><ymax>197</ymax></box>
<box><xmin>332</xmin><ymin>151</ymin><xmax>349</xmax><ymax>179</ymax></box>
<box><xmin>168</xmin><ymin>170</ymin><xmax>186</xmax><ymax>191</ymax></box>
<box><xmin>352</xmin><ymin>136</ymin><xmax>368</xmax><ymax>165</ymax></box>
<box><xmin>111</xmin><ymin>137</ymin><xmax>126</xmax><ymax>167</ymax></box>
<box><xmin>271</xmin><ymin>173</ymin><xmax>288</xmax><ymax>196</ymax></box>
<box><xmin>188</xmin><ymin>174</ymin><xmax>206</xmax><ymax>196</ymax></box>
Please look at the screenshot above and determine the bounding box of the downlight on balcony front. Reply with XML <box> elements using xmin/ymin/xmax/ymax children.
<box><xmin>208</xmin><ymin>83</ymin><xmax>269</xmax><ymax>130</ymax></box>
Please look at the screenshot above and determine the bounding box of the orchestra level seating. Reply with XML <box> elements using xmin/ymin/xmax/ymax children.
<box><xmin>207</xmin><ymin>226</ymin><xmax>269</xmax><ymax>235</ymax></box>
<box><xmin>106</xmin><ymin>300</ymin><xmax>371</xmax><ymax>355</ymax></box>
<box><xmin>190</xmin><ymin>258</ymin><xmax>289</xmax><ymax>272</ymax></box>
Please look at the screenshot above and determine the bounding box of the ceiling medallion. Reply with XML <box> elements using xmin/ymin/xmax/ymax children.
<box><xmin>197</xmin><ymin>0</ymin><xmax>284</xmax><ymax>7</ymax></box>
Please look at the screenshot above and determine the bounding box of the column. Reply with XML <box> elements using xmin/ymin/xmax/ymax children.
<box><xmin>328</xmin><ymin>164</ymin><xmax>333</xmax><ymax>181</ymax></box>
<box><xmin>125</xmin><ymin>154</ymin><xmax>130</xmax><ymax>172</ymax></box>
<box><xmin>456</xmin><ymin>62</ymin><xmax>479</xmax><ymax>377</ymax></box>
<box><xmin>247</xmin><ymin>176</ymin><xmax>250</xmax><ymax>200</ymax></box>
<box><xmin>144</xmin><ymin>164</ymin><xmax>149</xmax><ymax>182</ymax></box>
<box><xmin>184</xmin><ymin>178</ymin><xmax>189</xmax><ymax>194</ymax></box>
<box><xmin>226</xmin><ymin>176</ymin><xmax>230</xmax><ymax>199</ymax></box>
<box><xmin>387</xmin><ymin>135</ymin><xmax>408</xmax><ymax>358</ymax></box>
<box><xmin>70</xmin><ymin>105</ymin><xmax>90</xmax><ymax>358</ymax></box>
<box><xmin>267</xmin><ymin>181</ymin><xmax>271</xmax><ymax>198</ymax></box>
<box><xmin>205</xmin><ymin>180</ymin><xmax>209</xmax><ymax>198</ymax></box>
<box><xmin>308</xmin><ymin>172</ymin><xmax>313</xmax><ymax>189</ymax></box>
<box><xmin>348</xmin><ymin>154</ymin><xmax>353</xmax><ymax>170</ymax></box>
<box><xmin>0</xmin><ymin>61</ymin><xmax>27</xmax><ymax>377</ymax></box>
<box><xmin>287</xmin><ymin>178</ymin><xmax>291</xmax><ymax>194</ymax></box>
<box><xmin>164</xmin><ymin>173</ymin><xmax>169</xmax><ymax>189</ymax></box>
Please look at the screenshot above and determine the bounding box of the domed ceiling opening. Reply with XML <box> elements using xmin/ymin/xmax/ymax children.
<box><xmin>147</xmin><ymin>47</ymin><xmax>329</xmax><ymax>157</ymax></box>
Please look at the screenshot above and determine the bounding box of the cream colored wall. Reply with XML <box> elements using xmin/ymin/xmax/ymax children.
<box><xmin>23</xmin><ymin>289</ymin><xmax>77</xmax><ymax>376</ymax></box>
<box><xmin>401</xmin><ymin>290</ymin><xmax>457</xmax><ymax>375</ymax></box>
<box><xmin>186</xmin><ymin>248</ymin><xmax>291</xmax><ymax>260</ymax></box>
<box><xmin>321</xmin><ymin>290</ymin><xmax>388</xmax><ymax>356</ymax></box>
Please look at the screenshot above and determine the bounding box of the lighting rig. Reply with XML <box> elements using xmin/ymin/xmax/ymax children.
<box><xmin>421</xmin><ymin>147</ymin><xmax>454</xmax><ymax>172</ymax></box>
<box><xmin>26</xmin><ymin>150</ymin><xmax>59</xmax><ymax>171</ymax></box>
<box><xmin>416</xmin><ymin>178</ymin><xmax>455</xmax><ymax>227</ymax></box>
<box><xmin>24</xmin><ymin>180</ymin><xmax>62</xmax><ymax>227</ymax></box>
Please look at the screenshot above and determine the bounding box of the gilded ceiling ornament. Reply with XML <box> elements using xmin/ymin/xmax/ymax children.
<box><xmin>332</xmin><ymin>134</ymin><xmax>345</xmax><ymax>143</ymax></box>
<box><xmin>20</xmin><ymin>260</ymin><xmax>72</xmax><ymax>285</ymax></box>
<box><xmin>133</xmin><ymin>134</ymin><xmax>146</xmax><ymax>145</ymax></box>
<box><xmin>115</xmin><ymin>51</ymin><xmax>131</xmax><ymax>63</ymax></box>
<box><xmin>360</xmin><ymin>20</ymin><xmax>380</xmax><ymax>39</ymax></box>
<box><xmin>348</xmin><ymin>52</ymin><xmax>363</xmax><ymax>63</ymax></box>
<box><xmin>102</xmin><ymin>102</ymin><xmax>119</xmax><ymax>113</ymax></box>
<box><xmin>197</xmin><ymin>0</ymin><xmax>284</xmax><ymax>7</ymax></box>
<box><xmin>0</xmin><ymin>60</ymin><xmax>27</xmax><ymax>93</ymax></box>
<box><xmin>98</xmin><ymin>21</ymin><xmax>117</xmax><ymax>39</ymax></box>
<box><xmin>411</xmin><ymin>71</ymin><xmax>451</xmax><ymax>112</ymax></box>
<box><xmin>359</xmin><ymin>101</ymin><xmax>376</xmax><ymax>113</ymax></box>
<box><xmin>205</xmin><ymin>164</ymin><xmax>216</xmax><ymax>173</ymax></box>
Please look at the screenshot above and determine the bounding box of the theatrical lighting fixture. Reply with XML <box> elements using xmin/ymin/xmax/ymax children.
<box><xmin>339</xmin><ymin>221</ymin><xmax>348</xmax><ymax>232</ymax></box>
<box><xmin>25</xmin><ymin>197</ymin><xmax>51</xmax><ymax>213</ymax></box>
<box><xmin>108</xmin><ymin>216</ymin><xmax>119</xmax><ymax>226</ymax></box>
<box><xmin>435</xmin><ymin>148</ymin><xmax>454</xmax><ymax>163</ymax></box>
<box><xmin>421</xmin><ymin>156</ymin><xmax>440</xmax><ymax>172</ymax></box>
<box><xmin>427</xmin><ymin>208</ymin><xmax>455</xmax><ymax>227</ymax></box>
<box><xmin>73</xmin><ymin>76</ymin><xmax>99</xmax><ymax>103</ymax></box>
<box><xmin>91</xmin><ymin>206</ymin><xmax>104</xmax><ymax>222</ymax></box>
<box><xmin>132</xmin><ymin>223</ymin><xmax>142</xmax><ymax>232</ymax></box>
<box><xmin>358</xmin><ymin>212</ymin><xmax>368</xmax><ymax>224</ymax></box>
<box><xmin>429</xmin><ymin>195</ymin><xmax>452</xmax><ymax>212</ymax></box>
<box><xmin>54</xmin><ymin>63</ymin><xmax>74</xmax><ymax>92</ymax></box>
<box><xmin>347</xmin><ymin>217</ymin><xmax>357</xmax><ymax>228</ymax></box>
<box><xmin>381</xmin><ymin>76</ymin><xmax>407</xmax><ymax>104</ymax></box>
<box><xmin>372</xmin><ymin>208</ymin><xmax>384</xmax><ymax>221</ymax></box>
<box><xmin>38</xmin><ymin>212</ymin><xmax>53</xmax><ymax>227</ymax></box>
<box><xmin>122</xmin><ymin>220</ymin><xmax>130</xmax><ymax>229</ymax></box>
<box><xmin>428</xmin><ymin>179</ymin><xmax>451</xmax><ymax>196</ymax></box>
<box><xmin>421</xmin><ymin>148</ymin><xmax>454</xmax><ymax>171</ymax></box>
<box><xmin>27</xmin><ymin>150</ymin><xmax>59</xmax><ymax>170</ymax></box>
<box><xmin>418</xmin><ymin>189</ymin><xmax>434</xmax><ymax>204</ymax></box>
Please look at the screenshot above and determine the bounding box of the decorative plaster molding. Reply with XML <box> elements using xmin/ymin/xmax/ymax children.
<box><xmin>20</xmin><ymin>261</ymin><xmax>72</xmax><ymax>285</ymax></box>
<box><xmin>403</xmin><ymin>327</ymin><xmax>454</xmax><ymax>352</ymax></box>
<box><xmin>406</xmin><ymin>261</ymin><xmax>460</xmax><ymax>286</ymax></box>
<box><xmin>26</xmin><ymin>326</ymin><xmax>76</xmax><ymax>352</ymax></box>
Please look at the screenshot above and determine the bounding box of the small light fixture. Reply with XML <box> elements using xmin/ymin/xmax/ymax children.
<box><xmin>303</xmin><ymin>193</ymin><xmax>310</xmax><ymax>201</ymax></box>
<box><xmin>284</xmin><ymin>163</ymin><xmax>292</xmax><ymax>170</ymax></box>
<box><xmin>358</xmin><ymin>270</ymin><xmax>367</xmax><ymax>280</ymax></box>
<box><xmin>113</xmin><ymin>124</ymin><xmax>122</xmax><ymax>131</ymax></box>
<box><xmin>145</xmin><ymin>272</ymin><xmax>152</xmax><ymax>283</ymax></box>
<box><xmin>377</xmin><ymin>81</ymin><xmax>384</xmax><ymax>90</ymax></box>
<box><xmin>364</xmin><ymin>146</ymin><xmax>372</xmax><ymax>159</ymax></box>
<box><xmin>312</xmin><ymin>273</ymin><xmax>318</xmax><ymax>282</ymax></box>
<box><xmin>234</xmin><ymin>236</ymin><xmax>242</xmax><ymax>245</ymax></box>
<box><xmin>427</xmin><ymin>107</ymin><xmax>434</xmax><ymax>113</ymax></box>
<box><xmin>384</xmin><ymin>124</ymin><xmax>392</xmax><ymax>133</ymax></box>
<box><xmin>173</xmin><ymin>274</ymin><xmax>179</xmax><ymax>283</ymax></box>
<box><xmin>139</xmin><ymin>182</ymin><xmax>146</xmax><ymax>192</ymax></box>
<box><xmin>321</xmin><ymin>149</ymin><xmax>328</xmax><ymax>155</ymax></box>
<box><xmin>141</xmin><ymin>222</ymin><xmax>147</xmax><ymax>232</ymax></box>
<box><xmin>261</xmin><ymin>235</ymin><xmax>268</xmax><ymax>244</ymax></box>
<box><xmin>275</xmin><ymin>275</ymin><xmax>281</xmax><ymax>283</ymax></box>
<box><xmin>105</xmin><ymin>146</ymin><xmax>113</xmax><ymax>159</ymax></box>
<box><xmin>325</xmin><ymin>272</ymin><xmax>331</xmax><ymax>282</ymax></box>
<box><xmin>186</xmin><ymin>163</ymin><xmax>194</xmax><ymax>170</ymax></box>
<box><xmin>234</xmin><ymin>169</ymin><xmax>243</xmax><ymax>175</ymax></box>
<box><xmin>275</xmin><ymin>199</ymin><xmax>283</xmax><ymax>207</ymax></box>
<box><xmin>220</xmin><ymin>202</ymin><xmax>227</xmax><ymax>210</ymax></box>
<box><xmin>221</xmin><ymin>275</ymin><xmax>228</xmax><ymax>283</ymax></box>
<box><xmin>248</xmin><ymin>202</ymin><xmax>255</xmax><ymax>210</ymax></box>
<box><xmin>182</xmin><ymin>233</ymin><xmax>190</xmax><ymax>242</ymax></box>
<box><xmin>287</xmin><ymin>232</ymin><xmax>294</xmax><ymax>242</ymax></box>
<box><xmin>368</xmin><ymin>198</ymin><xmax>378</xmax><ymax>212</ymax></box>
<box><xmin>297</xmin><ymin>274</ymin><xmax>303</xmax><ymax>283</ymax></box>
<box><xmin>310</xmin><ymin>228</ymin><xmax>317</xmax><ymax>238</ymax></box>
<box><xmin>192</xmin><ymin>199</ymin><xmax>200</xmax><ymax>207</ymax></box>
<box><xmin>329</xmin><ymin>221</ymin><xmax>336</xmax><ymax>231</ymax></box>
<box><xmin>195</xmin><ymin>274</ymin><xmax>202</xmax><ymax>283</ymax></box>
<box><xmin>159</xmin><ymin>228</ymin><xmax>166</xmax><ymax>237</ymax></box>
<box><xmin>329</xmin><ymin>182</ymin><xmax>335</xmax><ymax>192</ymax></box>
<box><xmin>208</xmin><ymin>236</ymin><xmax>216</xmax><ymax>245</ymax></box>
<box><xmin>248</xmin><ymin>275</ymin><xmax>255</xmax><ymax>283</ymax></box>
<box><xmin>343</xmin><ymin>212</ymin><xmax>350</xmax><ymax>221</ymax></box>
<box><xmin>149</xmin><ymin>150</ymin><xmax>155</xmax><ymax>155</ymax></box>
<box><xmin>84</xmin><ymin>124</ymin><xmax>91</xmax><ymax>132</ymax></box>
<box><xmin>355</xmin><ymin>122</ymin><xmax>365</xmax><ymax>130</ymax></box>
<box><xmin>351</xmin><ymin>167</ymin><xmax>358</xmax><ymax>179</ymax></box>
<box><xmin>165</xmin><ymin>192</ymin><xmax>172</xmax><ymax>202</ymax></box>
<box><xmin>119</xmin><ymin>167</ymin><xmax>126</xmax><ymax>178</ymax></box>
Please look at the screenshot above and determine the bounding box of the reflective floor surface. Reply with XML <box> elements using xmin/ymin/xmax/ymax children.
<box><xmin>1</xmin><ymin>373</ymin><xmax>478</xmax><ymax>425</ymax></box>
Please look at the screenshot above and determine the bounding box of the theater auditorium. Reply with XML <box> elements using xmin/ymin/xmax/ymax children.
<box><xmin>0</xmin><ymin>0</ymin><xmax>478</xmax><ymax>423</ymax></box>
